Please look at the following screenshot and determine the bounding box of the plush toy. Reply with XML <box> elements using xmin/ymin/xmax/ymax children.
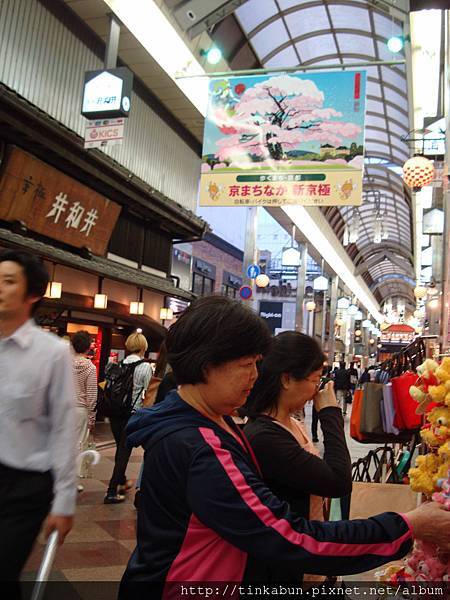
<box><xmin>428</xmin><ymin>384</ymin><xmax>447</xmax><ymax>405</ymax></box>
<box><xmin>436</xmin><ymin>357</ymin><xmax>450</xmax><ymax>382</ymax></box>
<box><xmin>417</xmin><ymin>359</ymin><xmax>439</xmax><ymax>376</ymax></box>
<box><xmin>432</xmin><ymin>469</ymin><xmax>450</xmax><ymax>509</ymax></box>
<box><xmin>411</xmin><ymin>366</ymin><xmax>440</xmax><ymax>414</ymax></box>
<box><xmin>409</xmin><ymin>453</ymin><xmax>443</xmax><ymax>495</ymax></box>
<box><xmin>421</xmin><ymin>406</ymin><xmax>450</xmax><ymax>447</ymax></box>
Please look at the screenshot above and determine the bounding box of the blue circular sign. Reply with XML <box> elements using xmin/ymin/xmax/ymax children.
<box><xmin>246</xmin><ymin>264</ymin><xmax>260</xmax><ymax>279</ymax></box>
<box><xmin>239</xmin><ymin>285</ymin><xmax>253</xmax><ymax>300</ymax></box>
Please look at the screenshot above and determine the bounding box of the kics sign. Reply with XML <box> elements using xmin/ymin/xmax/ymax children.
<box><xmin>81</xmin><ymin>67</ymin><xmax>133</xmax><ymax>120</ymax></box>
<box><xmin>84</xmin><ymin>118</ymin><xmax>124</xmax><ymax>149</ymax></box>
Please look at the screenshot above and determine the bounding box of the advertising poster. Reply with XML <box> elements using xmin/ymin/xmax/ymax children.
<box><xmin>200</xmin><ymin>71</ymin><xmax>366</xmax><ymax>207</ymax></box>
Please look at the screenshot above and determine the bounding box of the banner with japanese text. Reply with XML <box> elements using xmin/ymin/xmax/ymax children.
<box><xmin>0</xmin><ymin>147</ymin><xmax>121</xmax><ymax>255</ymax></box>
<box><xmin>199</xmin><ymin>70</ymin><xmax>366</xmax><ymax>207</ymax></box>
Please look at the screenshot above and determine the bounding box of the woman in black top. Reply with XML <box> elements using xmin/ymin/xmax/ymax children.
<box><xmin>244</xmin><ymin>331</ymin><xmax>352</xmax><ymax>582</ymax></box>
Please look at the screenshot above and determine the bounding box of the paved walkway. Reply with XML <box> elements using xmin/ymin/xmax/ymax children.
<box><xmin>24</xmin><ymin>403</ymin><xmax>378</xmax><ymax>583</ymax></box>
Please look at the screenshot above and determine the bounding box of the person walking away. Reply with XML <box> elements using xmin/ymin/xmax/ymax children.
<box><xmin>0</xmin><ymin>250</ymin><xmax>76</xmax><ymax>587</ymax></box>
<box><xmin>71</xmin><ymin>330</ymin><xmax>97</xmax><ymax>491</ymax></box>
<box><xmin>349</xmin><ymin>362</ymin><xmax>359</xmax><ymax>393</ymax></box>
<box><xmin>311</xmin><ymin>365</ymin><xmax>332</xmax><ymax>442</ymax></box>
<box><xmin>334</xmin><ymin>361</ymin><xmax>351</xmax><ymax>415</ymax></box>
<box><xmin>104</xmin><ymin>332</ymin><xmax>152</xmax><ymax>504</ymax></box>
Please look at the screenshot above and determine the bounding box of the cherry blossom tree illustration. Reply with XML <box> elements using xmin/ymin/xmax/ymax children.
<box><xmin>211</xmin><ymin>75</ymin><xmax>362</xmax><ymax>163</ymax></box>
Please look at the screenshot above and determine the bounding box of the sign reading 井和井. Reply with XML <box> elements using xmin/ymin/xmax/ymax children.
<box><xmin>0</xmin><ymin>147</ymin><xmax>121</xmax><ymax>256</ymax></box>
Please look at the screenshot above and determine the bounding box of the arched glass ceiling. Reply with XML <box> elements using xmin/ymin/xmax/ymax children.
<box><xmin>235</xmin><ymin>0</ymin><xmax>414</xmax><ymax>305</ymax></box>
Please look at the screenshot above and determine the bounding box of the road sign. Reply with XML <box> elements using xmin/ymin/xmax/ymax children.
<box><xmin>239</xmin><ymin>285</ymin><xmax>253</xmax><ymax>300</ymax></box>
<box><xmin>246</xmin><ymin>264</ymin><xmax>260</xmax><ymax>279</ymax></box>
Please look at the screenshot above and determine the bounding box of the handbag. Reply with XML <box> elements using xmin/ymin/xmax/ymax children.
<box><xmin>143</xmin><ymin>376</ymin><xmax>162</xmax><ymax>408</ymax></box>
<box><xmin>360</xmin><ymin>383</ymin><xmax>384</xmax><ymax>436</ymax></box>
<box><xmin>382</xmin><ymin>383</ymin><xmax>399</xmax><ymax>435</ymax></box>
<box><xmin>391</xmin><ymin>371</ymin><xmax>421</xmax><ymax>430</ymax></box>
<box><xmin>350</xmin><ymin>388</ymin><xmax>364</xmax><ymax>441</ymax></box>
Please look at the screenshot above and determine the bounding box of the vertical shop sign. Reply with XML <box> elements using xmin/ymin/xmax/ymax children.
<box><xmin>199</xmin><ymin>71</ymin><xmax>366</xmax><ymax>207</ymax></box>
<box><xmin>259</xmin><ymin>301</ymin><xmax>283</xmax><ymax>333</ymax></box>
<box><xmin>0</xmin><ymin>147</ymin><xmax>121</xmax><ymax>256</ymax></box>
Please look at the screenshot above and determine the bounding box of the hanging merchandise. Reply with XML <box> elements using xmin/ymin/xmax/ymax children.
<box><xmin>350</xmin><ymin>338</ymin><xmax>427</xmax><ymax>444</ymax></box>
<box><xmin>377</xmin><ymin>356</ymin><xmax>450</xmax><ymax>584</ymax></box>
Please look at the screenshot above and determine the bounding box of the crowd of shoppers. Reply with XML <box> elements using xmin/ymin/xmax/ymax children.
<box><xmin>2</xmin><ymin>251</ymin><xmax>450</xmax><ymax>595</ymax></box>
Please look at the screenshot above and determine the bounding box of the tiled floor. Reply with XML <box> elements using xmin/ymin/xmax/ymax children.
<box><xmin>23</xmin><ymin>403</ymin><xmax>379</xmax><ymax>584</ymax></box>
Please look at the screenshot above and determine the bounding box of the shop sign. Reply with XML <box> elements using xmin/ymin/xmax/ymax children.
<box><xmin>84</xmin><ymin>118</ymin><xmax>125</xmax><ymax>149</ymax></box>
<box><xmin>0</xmin><ymin>147</ymin><xmax>121</xmax><ymax>256</ymax></box>
<box><xmin>172</xmin><ymin>248</ymin><xmax>192</xmax><ymax>291</ymax></box>
<box><xmin>81</xmin><ymin>67</ymin><xmax>133</xmax><ymax>120</ymax></box>
<box><xmin>255</xmin><ymin>279</ymin><xmax>297</xmax><ymax>299</ymax></box>
<box><xmin>259</xmin><ymin>301</ymin><xmax>283</xmax><ymax>333</ymax></box>
<box><xmin>200</xmin><ymin>70</ymin><xmax>366</xmax><ymax>207</ymax></box>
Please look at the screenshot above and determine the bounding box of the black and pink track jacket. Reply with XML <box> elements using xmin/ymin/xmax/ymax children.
<box><xmin>119</xmin><ymin>392</ymin><xmax>413</xmax><ymax>597</ymax></box>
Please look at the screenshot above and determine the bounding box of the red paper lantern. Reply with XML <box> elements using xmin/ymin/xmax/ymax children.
<box><xmin>402</xmin><ymin>156</ymin><xmax>434</xmax><ymax>191</ymax></box>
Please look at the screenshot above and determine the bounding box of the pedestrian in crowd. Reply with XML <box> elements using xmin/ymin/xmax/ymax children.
<box><xmin>348</xmin><ymin>361</ymin><xmax>359</xmax><ymax>393</ymax></box>
<box><xmin>70</xmin><ymin>330</ymin><xmax>97</xmax><ymax>491</ymax></box>
<box><xmin>334</xmin><ymin>361</ymin><xmax>351</xmax><ymax>415</ymax></box>
<box><xmin>119</xmin><ymin>296</ymin><xmax>450</xmax><ymax>598</ymax></box>
<box><xmin>104</xmin><ymin>332</ymin><xmax>152</xmax><ymax>504</ymax></box>
<box><xmin>310</xmin><ymin>364</ymin><xmax>333</xmax><ymax>442</ymax></box>
<box><xmin>359</xmin><ymin>366</ymin><xmax>371</xmax><ymax>384</ymax></box>
<box><xmin>0</xmin><ymin>250</ymin><xmax>76</xmax><ymax>586</ymax></box>
<box><xmin>244</xmin><ymin>332</ymin><xmax>352</xmax><ymax>582</ymax></box>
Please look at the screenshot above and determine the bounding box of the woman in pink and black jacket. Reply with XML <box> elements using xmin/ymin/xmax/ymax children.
<box><xmin>119</xmin><ymin>297</ymin><xmax>450</xmax><ymax>599</ymax></box>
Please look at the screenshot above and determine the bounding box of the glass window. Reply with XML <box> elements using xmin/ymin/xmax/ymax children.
<box><xmin>193</xmin><ymin>273</ymin><xmax>215</xmax><ymax>297</ymax></box>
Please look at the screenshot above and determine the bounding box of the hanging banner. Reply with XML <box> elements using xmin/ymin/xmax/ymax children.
<box><xmin>199</xmin><ymin>71</ymin><xmax>366</xmax><ymax>207</ymax></box>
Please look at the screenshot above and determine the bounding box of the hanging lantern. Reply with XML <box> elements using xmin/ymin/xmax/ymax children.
<box><xmin>402</xmin><ymin>156</ymin><xmax>434</xmax><ymax>191</ymax></box>
<box><xmin>337</xmin><ymin>297</ymin><xmax>350</xmax><ymax>310</ymax></box>
<box><xmin>369</xmin><ymin>338</ymin><xmax>375</xmax><ymax>345</ymax></box>
<box><xmin>343</xmin><ymin>225</ymin><xmax>349</xmax><ymax>247</ymax></box>
<box><xmin>255</xmin><ymin>274</ymin><xmax>270</xmax><ymax>288</ymax></box>
<box><xmin>373</xmin><ymin>214</ymin><xmax>383</xmax><ymax>244</ymax></box>
<box><xmin>355</xmin><ymin>329</ymin><xmax>362</xmax><ymax>337</ymax></box>
<box><xmin>306</xmin><ymin>301</ymin><xmax>316</xmax><ymax>312</ymax></box>
<box><xmin>414</xmin><ymin>285</ymin><xmax>427</xmax><ymax>299</ymax></box>
<box><xmin>313</xmin><ymin>275</ymin><xmax>328</xmax><ymax>291</ymax></box>
<box><xmin>347</xmin><ymin>304</ymin><xmax>358</xmax><ymax>315</ymax></box>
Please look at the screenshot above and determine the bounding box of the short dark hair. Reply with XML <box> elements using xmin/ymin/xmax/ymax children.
<box><xmin>71</xmin><ymin>330</ymin><xmax>92</xmax><ymax>354</ymax></box>
<box><xmin>0</xmin><ymin>250</ymin><xmax>49</xmax><ymax>298</ymax></box>
<box><xmin>0</xmin><ymin>250</ymin><xmax>49</xmax><ymax>315</ymax></box>
<box><xmin>245</xmin><ymin>331</ymin><xmax>326</xmax><ymax>417</ymax></box>
<box><xmin>165</xmin><ymin>296</ymin><xmax>271</xmax><ymax>385</ymax></box>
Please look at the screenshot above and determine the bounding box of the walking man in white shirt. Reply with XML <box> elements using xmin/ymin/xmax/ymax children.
<box><xmin>0</xmin><ymin>250</ymin><xmax>77</xmax><ymax>585</ymax></box>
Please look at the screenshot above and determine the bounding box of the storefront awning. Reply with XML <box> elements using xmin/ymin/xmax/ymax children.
<box><xmin>0</xmin><ymin>227</ymin><xmax>195</xmax><ymax>302</ymax></box>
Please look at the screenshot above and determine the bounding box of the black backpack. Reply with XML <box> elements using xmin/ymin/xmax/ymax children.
<box><xmin>103</xmin><ymin>359</ymin><xmax>146</xmax><ymax>417</ymax></box>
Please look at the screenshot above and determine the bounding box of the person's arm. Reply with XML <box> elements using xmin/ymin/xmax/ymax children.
<box><xmin>186</xmin><ymin>428</ymin><xmax>413</xmax><ymax>575</ymax></box>
<box><xmin>86</xmin><ymin>362</ymin><xmax>98</xmax><ymax>430</ymax></box>
<box><xmin>45</xmin><ymin>344</ymin><xmax>77</xmax><ymax>542</ymax></box>
<box><xmin>248</xmin><ymin>414</ymin><xmax>351</xmax><ymax>498</ymax></box>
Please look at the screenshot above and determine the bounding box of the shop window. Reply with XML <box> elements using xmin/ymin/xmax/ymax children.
<box><xmin>193</xmin><ymin>272</ymin><xmax>215</xmax><ymax>296</ymax></box>
<box><xmin>222</xmin><ymin>284</ymin><xmax>237</xmax><ymax>298</ymax></box>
